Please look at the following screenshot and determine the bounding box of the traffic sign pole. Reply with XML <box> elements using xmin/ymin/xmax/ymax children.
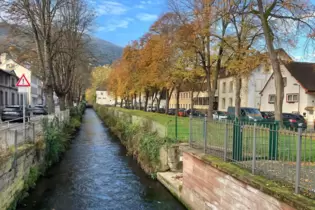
<box><xmin>16</xmin><ymin>74</ymin><xmax>31</xmax><ymax>140</ymax></box>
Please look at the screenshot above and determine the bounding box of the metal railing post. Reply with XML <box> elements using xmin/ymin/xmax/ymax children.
<box><xmin>295</xmin><ymin>127</ymin><xmax>302</xmax><ymax>194</ymax></box>
<box><xmin>204</xmin><ymin>115</ymin><xmax>207</xmax><ymax>154</ymax></box>
<box><xmin>252</xmin><ymin>122</ymin><xmax>257</xmax><ymax>174</ymax></box>
<box><xmin>189</xmin><ymin>113</ymin><xmax>192</xmax><ymax>147</ymax></box>
<box><xmin>13</xmin><ymin>130</ymin><xmax>18</xmax><ymax>176</ymax></box>
<box><xmin>224</xmin><ymin>119</ymin><xmax>228</xmax><ymax>161</ymax></box>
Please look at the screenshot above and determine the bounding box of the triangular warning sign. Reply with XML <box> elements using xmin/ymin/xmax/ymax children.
<box><xmin>16</xmin><ymin>74</ymin><xmax>31</xmax><ymax>87</ymax></box>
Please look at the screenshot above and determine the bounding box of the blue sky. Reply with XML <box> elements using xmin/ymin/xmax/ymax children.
<box><xmin>89</xmin><ymin>0</ymin><xmax>315</xmax><ymax>62</ymax></box>
<box><xmin>90</xmin><ymin>0</ymin><xmax>167</xmax><ymax>47</ymax></box>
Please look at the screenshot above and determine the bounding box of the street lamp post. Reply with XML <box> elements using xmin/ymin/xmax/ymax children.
<box><xmin>294</xmin><ymin>83</ymin><xmax>301</xmax><ymax>113</ymax></box>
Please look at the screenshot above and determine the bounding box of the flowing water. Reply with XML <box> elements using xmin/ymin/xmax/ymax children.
<box><xmin>17</xmin><ymin>109</ymin><xmax>185</xmax><ymax>210</ymax></box>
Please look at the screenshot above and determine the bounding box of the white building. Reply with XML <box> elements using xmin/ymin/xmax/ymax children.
<box><xmin>96</xmin><ymin>90</ymin><xmax>115</xmax><ymax>105</ymax></box>
<box><xmin>217</xmin><ymin>49</ymin><xmax>292</xmax><ymax>111</ymax></box>
<box><xmin>260</xmin><ymin>61</ymin><xmax>315</xmax><ymax>125</ymax></box>
<box><xmin>0</xmin><ymin>53</ymin><xmax>44</xmax><ymax>106</ymax></box>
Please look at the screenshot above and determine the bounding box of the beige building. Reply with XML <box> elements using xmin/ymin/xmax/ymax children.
<box><xmin>0</xmin><ymin>53</ymin><xmax>43</xmax><ymax>106</ymax></box>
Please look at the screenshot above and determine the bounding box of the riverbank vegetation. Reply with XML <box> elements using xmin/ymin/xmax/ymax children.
<box><xmin>8</xmin><ymin>104</ymin><xmax>86</xmax><ymax>210</ymax></box>
<box><xmin>95</xmin><ymin>105</ymin><xmax>176</xmax><ymax>175</ymax></box>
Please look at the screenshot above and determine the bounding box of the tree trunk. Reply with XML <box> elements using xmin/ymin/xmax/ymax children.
<box><xmin>120</xmin><ymin>99</ymin><xmax>123</xmax><ymax>108</ymax></box>
<box><xmin>165</xmin><ymin>89</ymin><xmax>170</xmax><ymax>114</ymax></box>
<box><xmin>66</xmin><ymin>93</ymin><xmax>73</xmax><ymax>108</ymax></box>
<box><xmin>114</xmin><ymin>96</ymin><xmax>117</xmax><ymax>107</ymax></box>
<box><xmin>175</xmin><ymin>88</ymin><xmax>180</xmax><ymax>116</ymax></box>
<box><xmin>59</xmin><ymin>95</ymin><xmax>66</xmax><ymax>111</ymax></box>
<box><xmin>144</xmin><ymin>90</ymin><xmax>149</xmax><ymax>111</ymax></box>
<box><xmin>235</xmin><ymin>77</ymin><xmax>242</xmax><ymax>119</ymax></box>
<box><xmin>206</xmin><ymin>71</ymin><xmax>213</xmax><ymax>119</ymax></box>
<box><xmin>157</xmin><ymin>93</ymin><xmax>162</xmax><ymax>113</ymax></box>
<box><xmin>134</xmin><ymin>93</ymin><xmax>137</xmax><ymax>109</ymax></box>
<box><xmin>257</xmin><ymin>0</ymin><xmax>283</xmax><ymax>123</ymax></box>
<box><xmin>45</xmin><ymin>87</ymin><xmax>55</xmax><ymax>114</ymax></box>
<box><xmin>138</xmin><ymin>92</ymin><xmax>141</xmax><ymax>110</ymax></box>
<box><xmin>190</xmin><ymin>90</ymin><xmax>194</xmax><ymax>110</ymax></box>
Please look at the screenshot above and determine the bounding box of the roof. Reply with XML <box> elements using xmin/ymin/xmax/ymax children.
<box><xmin>0</xmin><ymin>68</ymin><xmax>18</xmax><ymax>78</ymax></box>
<box><xmin>284</xmin><ymin>62</ymin><xmax>315</xmax><ymax>92</ymax></box>
<box><xmin>260</xmin><ymin>61</ymin><xmax>315</xmax><ymax>94</ymax></box>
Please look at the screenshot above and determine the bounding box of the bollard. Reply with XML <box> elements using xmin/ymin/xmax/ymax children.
<box><xmin>204</xmin><ymin>115</ymin><xmax>207</xmax><ymax>154</ymax></box>
<box><xmin>252</xmin><ymin>122</ymin><xmax>257</xmax><ymax>174</ymax></box>
<box><xmin>295</xmin><ymin>127</ymin><xmax>302</xmax><ymax>194</ymax></box>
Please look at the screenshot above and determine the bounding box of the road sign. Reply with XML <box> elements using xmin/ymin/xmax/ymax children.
<box><xmin>16</xmin><ymin>74</ymin><xmax>30</xmax><ymax>140</ymax></box>
<box><xmin>16</xmin><ymin>74</ymin><xmax>30</xmax><ymax>87</ymax></box>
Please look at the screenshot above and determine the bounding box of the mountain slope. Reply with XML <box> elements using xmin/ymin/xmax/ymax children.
<box><xmin>0</xmin><ymin>23</ymin><xmax>123</xmax><ymax>66</ymax></box>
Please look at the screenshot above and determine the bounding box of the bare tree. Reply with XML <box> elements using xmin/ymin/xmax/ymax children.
<box><xmin>51</xmin><ymin>0</ymin><xmax>94</xmax><ymax>110</ymax></box>
<box><xmin>0</xmin><ymin>0</ymin><xmax>69</xmax><ymax>113</ymax></box>
<box><xmin>251</xmin><ymin>0</ymin><xmax>315</xmax><ymax>122</ymax></box>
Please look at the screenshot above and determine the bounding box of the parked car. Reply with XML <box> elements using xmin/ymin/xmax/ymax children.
<box><xmin>1</xmin><ymin>105</ymin><xmax>30</xmax><ymax>122</ymax></box>
<box><xmin>147</xmin><ymin>106</ymin><xmax>157</xmax><ymax>112</ymax></box>
<box><xmin>227</xmin><ymin>107</ymin><xmax>264</xmax><ymax>121</ymax></box>
<box><xmin>157</xmin><ymin>108</ymin><xmax>165</xmax><ymax>114</ymax></box>
<box><xmin>168</xmin><ymin>108</ymin><xmax>176</xmax><ymax>115</ymax></box>
<box><xmin>32</xmin><ymin>105</ymin><xmax>48</xmax><ymax>115</ymax></box>
<box><xmin>260</xmin><ymin>111</ymin><xmax>274</xmax><ymax>120</ymax></box>
<box><xmin>178</xmin><ymin>109</ymin><xmax>187</xmax><ymax>117</ymax></box>
<box><xmin>283</xmin><ymin>113</ymin><xmax>307</xmax><ymax>130</ymax></box>
<box><xmin>213</xmin><ymin>111</ymin><xmax>228</xmax><ymax>120</ymax></box>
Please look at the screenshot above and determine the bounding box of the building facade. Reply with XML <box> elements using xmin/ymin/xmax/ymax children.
<box><xmin>96</xmin><ymin>90</ymin><xmax>115</xmax><ymax>105</ymax></box>
<box><xmin>0</xmin><ymin>69</ymin><xmax>20</xmax><ymax>111</ymax></box>
<box><xmin>260</xmin><ymin>62</ymin><xmax>315</xmax><ymax>125</ymax></box>
<box><xmin>0</xmin><ymin>53</ymin><xmax>43</xmax><ymax>106</ymax></box>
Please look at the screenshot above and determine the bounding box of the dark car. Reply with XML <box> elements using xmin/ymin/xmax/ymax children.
<box><xmin>283</xmin><ymin>113</ymin><xmax>307</xmax><ymax>130</ymax></box>
<box><xmin>32</xmin><ymin>105</ymin><xmax>48</xmax><ymax>115</ymax></box>
<box><xmin>157</xmin><ymin>108</ymin><xmax>166</xmax><ymax>114</ymax></box>
<box><xmin>1</xmin><ymin>105</ymin><xmax>30</xmax><ymax>122</ymax></box>
<box><xmin>186</xmin><ymin>109</ymin><xmax>205</xmax><ymax>117</ymax></box>
<box><xmin>168</xmin><ymin>108</ymin><xmax>176</xmax><ymax>115</ymax></box>
<box><xmin>261</xmin><ymin>111</ymin><xmax>274</xmax><ymax>120</ymax></box>
<box><xmin>227</xmin><ymin>107</ymin><xmax>264</xmax><ymax>121</ymax></box>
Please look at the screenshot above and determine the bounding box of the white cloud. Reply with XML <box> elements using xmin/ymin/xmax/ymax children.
<box><xmin>96</xmin><ymin>1</ymin><xmax>128</xmax><ymax>15</ymax></box>
<box><xmin>136</xmin><ymin>13</ymin><xmax>158</xmax><ymax>21</ymax></box>
<box><xmin>100</xmin><ymin>18</ymin><xmax>134</xmax><ymax>32</ymax></box>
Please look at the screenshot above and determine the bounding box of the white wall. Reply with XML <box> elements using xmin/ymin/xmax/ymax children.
<box><xmin>260</xmin><ymin>65</ymin><xmax>312</xmax><ymax>113</ymax></box>
<box><xmin>96</xmin><ymin>91</ymin><xmax>115</xmax><ymax>105</ymax></box>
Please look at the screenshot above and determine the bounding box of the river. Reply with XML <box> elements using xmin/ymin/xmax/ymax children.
<box><xmin>17</xmin><ymin>109</ymin><xmax>185</xmax><ymax>210</ymax></box>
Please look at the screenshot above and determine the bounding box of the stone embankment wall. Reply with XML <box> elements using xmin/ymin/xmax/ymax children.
<box><xmin>181</xmin><ymin>151</ymin><xmax>295</xmax><ymax>210</ymax></box>
<box><xmin>0</xmin><ymin>110</ymin><xmax>73</xmax><ymax>210</ymax></box>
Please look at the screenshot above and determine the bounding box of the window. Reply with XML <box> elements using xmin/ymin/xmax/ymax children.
<box><xmin>5</xmin><ymin>92</ymin><xmax>8</xmax><ymax>105</ymax></box>
<box><xmin>6</xmin><ymin>63</ymin><xmax>15</xmax><ymax>69</ymax></box>
<box><xmin>229</xmin><ymin>98</ymin><xmax>233</xmax><ymax>106</ymax></box>
<box><xmin>222</xmin><ymin>82</ymin><xmax>226</xmax><ymax>93</ymax></box>
<box><xmin>5</xmin><ymin>76</ymin><xmax>9</xmax><ymax>85</ymax></box>
<box><xmin>229</xmin><ymin>81</ymin><xmax>233</xmax><ymax>93</ymax></box>
<box><xmin>100</xmin><ymin>92</ymin><xmax>103</xmax><ymax>95</ymax></box>
<box><xmin>222</xmin><ymin>98</ymin><xmax>225</xmax><ymax>109</ymax></box>
<box><xmin>11</xmin><ymin>93</ymin><xmax>15</xmax><ymax>105</ymax></box>
<box><xmin>283</xmin><ymin>77</ymin><xmax>287</xmax><ymax>87</ymax></box>
<box><xmin>287</xmin><ymin>93</ymin><xmax>299</xmax><ymax>103</ymax></box>
<box><xmin>268</xmin><ymin>94</ymin><xmax>276</xmax><ymax>104</ymax></box>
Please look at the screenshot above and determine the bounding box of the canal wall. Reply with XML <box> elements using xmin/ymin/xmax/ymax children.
<box><xmin>95</xmin><ymin>105</ymin><xmax>181</xmax><ymax>175</ymax></box>
<box><xmin>0</xmin><ymin>106</ymin><xmax>85</xmax><ymax>210</ymax></box>
<box><xmin>158</xmin><ymin>146</ymin><xmax>315</xmax><ymax>210</ymax></box>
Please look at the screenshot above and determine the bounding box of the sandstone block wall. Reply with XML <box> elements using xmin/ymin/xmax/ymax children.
<box><xmin>181</xmin><ymin>152</ymin><xmax>295</xmax><ymax>210</ymax></box>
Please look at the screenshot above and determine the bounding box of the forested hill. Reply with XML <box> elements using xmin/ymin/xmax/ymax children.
<box><xmin>0</xmin><ymin>22</ymin><xmax>123</xmax><ymax>66</ymax></box>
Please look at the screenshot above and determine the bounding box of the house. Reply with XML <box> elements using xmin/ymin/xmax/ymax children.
<box><xmin>217</xmin><ymin>49</ymin><xmax>292</xmax><ymax>112</ymax></box>
<box><xmin>0</xmin><ymin>68</ymin><xmax>20</xmax><ymax>111</ymax></box>
<box><xmin>0</xmin><ymin>53</ymin><xmax>44</xmax><ymax>106</ymax></box>
<box><xmin>260</xmin><ymin>61</ymin><xmax>315</xmax><ymax>125</ymax></box>
<box><xmin>96</xmin><ymin>90</ymin><xmax>115</xmax><ymax>105</ymax></box>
